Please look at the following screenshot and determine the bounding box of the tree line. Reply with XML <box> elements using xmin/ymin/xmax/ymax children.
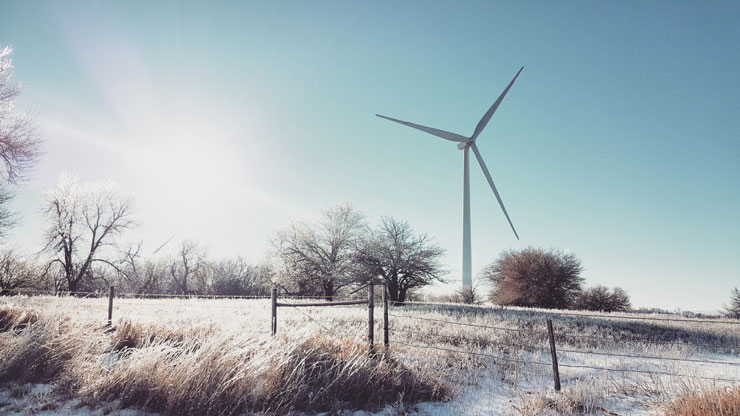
<box><xmin>2</xmin><ymin>180</ymin><xmax>445</xmax><ymax>302</ymax></box>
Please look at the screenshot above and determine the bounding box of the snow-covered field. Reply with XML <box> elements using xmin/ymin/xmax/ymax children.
<box><xmin>1</xmin><ymin>295</ymin><xmax>738</xmax><ymax>415</ymax></box>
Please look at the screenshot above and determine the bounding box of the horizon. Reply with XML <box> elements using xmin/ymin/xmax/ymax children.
<box><xmin>1</xmin><ymin>1</ymin><xmax>739</xmax><ymax>311</ymax></box>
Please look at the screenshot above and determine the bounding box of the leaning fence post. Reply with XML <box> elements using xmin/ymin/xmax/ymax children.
<box><xmin>383</xmin><ymin>283</ymin><xmax>389</xmax><ymax>349</ymax></box>
<box><xmin>271</xmin><ymin>288</ymin><xmax>278</xmax><ymax>336</ymax></box>
<box><xmin>547</xmin><ymin>319</ymin><xmax>561</xmax><ymax>391</ymax></box>
<box><xmin>107</xmin><ymin>285</ymin><xmax>115</xmax><ymax>326</ymax></box>
<box><xmin>368</xmin><ymin>281</ymin><xmax>375</xmax><ymax>355</ymax></box>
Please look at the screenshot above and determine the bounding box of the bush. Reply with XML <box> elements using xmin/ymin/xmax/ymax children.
<box><xmin>482</xmin><ymin>247</ymin><xmax>584</xmax><ymax>309</ymax></box>
<box><xmin>573</xmin><ymin>286</ymin><xmax>631</xmax><ymax>312</ymax></box>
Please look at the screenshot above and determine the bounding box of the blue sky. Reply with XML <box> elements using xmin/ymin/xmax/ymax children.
<box><xmin>1</xmin><ymin>1</ymin><xmax>738</xmax><ymax>310</ymax></box>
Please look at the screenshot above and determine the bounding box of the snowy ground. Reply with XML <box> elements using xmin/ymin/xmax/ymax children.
<box><xmin>2</xmin><ymin>296</ymin><xmax>739</xmax><ymax>415</ymax></box>
<box><xmin>0</xmin><ymin>383</ymin><xmax>158</xmax><ymax>416</ymax></box>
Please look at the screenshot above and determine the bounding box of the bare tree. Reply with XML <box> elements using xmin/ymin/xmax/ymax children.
<box><xmin>482</xmin><ymin>247</ymin><xmax>584</xmax><ymax>309</ymax></box>
<box><xmin>211</xmin><ymin>258</ymin><xmax>272</xmax><ymax>296</ymax></box>
<box><xmin>272</xmin><ymin>204</ymin><xmax>366</xmax><ymax>300</ymax></box>
<box><xmin>117</xmin><ymin>242</ymin><xmax>168</xmax><ymax>295</ymax></box>
<box><xmin>452</xmin><ymin>283</ymin><xmax>485</xmax><ymax>305</ymax></box>
<box><xmin>0</xmin><ymin>45</ymin><xmax>43</xmax><ymax>237</ymax></box>
<box><xmin>0</xmin><ymin>247</ymin><xmax>39</xmax><ymax>294</ymax></box>
<box><xmin>723</xmin><ymin>287</ymin><xmax>740</xmax><ymax>319</ymax></box>
<box><xmin>573</xmin><ymin>285</ymin><xmax>631</xmax><ymax>312</ymax></box>
<box><xmin>168</xmin><ymin>240</ymin><xmax>207</xmax><ymax>295</ymax></box>
<box><xmin>41</xmin><ymin>173</ymin><xmax>135</xmax><ymax>293</ymax></box>
<box><xmin>355</xmin><ymin>216</ymin><xmax>445</xmax><ymax>303</ymax></box>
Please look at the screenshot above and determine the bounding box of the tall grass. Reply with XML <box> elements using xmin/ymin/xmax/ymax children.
<box><xmin>662</xmin><ymin>386</ymin><xmax>740</xmax><ymax>416</ymax></box>
<box><xmin>0</xmin><ymin>304</ymin><xmax>445</xmax><ymax>414</ymax></box>
<box><xmin>2</xmin><ymin>295</ymin><xmax>739</xmax><ymax>415</ymax></box>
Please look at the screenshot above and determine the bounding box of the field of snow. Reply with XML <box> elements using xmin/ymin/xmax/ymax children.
<box><xmin>1</xmin><ymin>294</ymin><xmax>739</xmax><ymax>415</ymax></box>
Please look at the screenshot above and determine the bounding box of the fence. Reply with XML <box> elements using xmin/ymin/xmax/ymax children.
<box><xmin>270</xmin><ymin>282</ymin><xmax>390</xmax><ymax>354</ymax></box>
<box><xmin>4</xmin><ymin>287</ymin><xmax>740</xmax><ymax>391</ymax></box>
<box><xmin>387</xmin><ymin>305</ymin><xmax>740</xmax><ymax>390</ymax></box>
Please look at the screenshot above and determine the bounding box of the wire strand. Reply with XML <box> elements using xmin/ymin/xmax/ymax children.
<box><xmin>389</xmin><ymin>313</ymin><xmax>541</xmax><ymax>334</ymax></box>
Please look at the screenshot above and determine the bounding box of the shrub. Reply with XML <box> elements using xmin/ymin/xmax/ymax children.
<box><xmin>482</xmin><ymin>247</ymin><xmax>584</xmax><ymax>309</ymax></box>
<box><xmin>662</xmin><ymin>386</ymin><xmax>740</xmax><ymax>416</ymax></box>
<box><xmin>573</xmin><ymin>286</ymin><xmax>631</xmax><ymax>312</ymax></box>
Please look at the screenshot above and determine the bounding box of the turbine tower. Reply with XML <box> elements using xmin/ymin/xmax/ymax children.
<box><xmin>376</xmin><ymin>67</ymin><xmax>523</xmax><ymax>289</ymax></box>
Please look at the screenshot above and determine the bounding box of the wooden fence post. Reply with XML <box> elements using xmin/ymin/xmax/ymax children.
<box><xmin>383</xmin><ymin>283</ymin><xmax>389</xmax><ymax>349</ymax></box>
<box><xmin>271</xmin><ymin>288</ymin><xmax>278</xmax><ymax>336</ymax></box>
<box><xmin>547</xmin><ymin>319</ymin><xmax>561</xmax><ymax>391</ymax></box>
<box><xmin>107</xmin><ymin>285</ymin><xmax>115</xmax><ymax>326</ymax></box>
<box><xmin>368</xmin><ymin>282</ymin><xmax>375</xmax><ymax>354</ymax></box>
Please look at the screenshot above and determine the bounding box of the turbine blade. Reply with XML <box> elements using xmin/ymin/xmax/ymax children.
<box><xmin>471</xmin><ymin>66</ymin><xmax>524</xmax><ymax>140</ymax></box>
<box><xmin>153</xmin><ymin>234</ymin><xmax>175</xmax><ymax>255</ymax></box>
<box><xmin>471</xmin><ymin>143</ymin><xmax>519</xmax><ymax>240</ymax></box>
<box><xmin>376</xmin><ymin>114</ymin><xmax>468</xmax><ymax>143</ymax></box>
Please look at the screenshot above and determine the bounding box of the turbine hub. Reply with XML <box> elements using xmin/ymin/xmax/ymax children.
<box><xmin>457</xmin><ymin>140</ymin><xmax>473</xmax><ymax>150</ymax></box>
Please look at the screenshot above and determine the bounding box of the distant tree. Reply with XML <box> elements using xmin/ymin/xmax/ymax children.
<box><xmin>723</xmin><ymin>287</ymin><xmax>740</xmax><ymax>319</ymax></box>
<box><xmin>210</xmin><ymin>258</ymin><xmax>272</xmax><ymax>296</ymax></box>
<box><xmin>117</xmin><ymin>242</ymin><xmax>168</xmax><ymax>295</ymax></box>
<box><xmin>168</xmin><ymin>240</ymin><xmax>207</xmax><ymax>295</ymax></box>
<box><xmin>451</xmin><ymin>283</ymin><xmax>485</xmax><ymax>305</ymax></box>
<box><xmin>272</xmin><ymin>204</ymin><xmax>366</xmax><ymax>300</ymax></box>
<box><xmin>573</xmin><ymin>285</ymin><xmax>631</xmax><ymax>312</ymax></box>
<box><xmin>355</xmin><ymin>216</ymin><xmax>445</xmax><ymax>303</ymax></box>
<box><xmin>482</xmin><ymin>247</ymin><xmax>584</xmax><ymax>309</ymax></box>
<box><xmin>41</xmin><ymin>173</ymin><xmax>135</xmax><ymax>293</ymax></box>
<box><xmin>0</xmin><ymin>247</ymin><xmax>39</xmax><ymax>294</ymax></box>
<box><xmin>0</xmin><ymin>45</ymin><xmax>43</xmax><ymax>237</ymax></box>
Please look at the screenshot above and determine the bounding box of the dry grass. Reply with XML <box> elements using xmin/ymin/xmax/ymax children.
<box><xmin>0</xmin><ymin>306</ymin><xmax>38</xmax><ymax>331</ymax></box>
<box><xmin>0</xmin><ymin>303</ymin><xmax>446</xmax><ymax>415</ymax></box>
<box><xmin>661</xmin><ymin>386</ymin><xmax>740</xmax><ymax>416</ymax></box>
<box><xmin>1</xmin><ymin>295</ymin><xmax>739</xmax><ymax>415</ymax></box>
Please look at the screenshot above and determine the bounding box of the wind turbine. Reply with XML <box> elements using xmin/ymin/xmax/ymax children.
<box><xmin>376</xmin><ymin>67</ymin><xmax>523</xmax><ymax>290</ymax></box>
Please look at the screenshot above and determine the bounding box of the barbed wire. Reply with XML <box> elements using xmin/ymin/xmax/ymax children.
<box><xmin>557</xmin><ymin>347</ymin><xmax>740</xmax><ymax>366</ymax></box>
<box><xmin>390</xmin><ymin>328</ymin><xmax>547</xmax><ymax>351</ymax></box>
<box><xmin>279</xmin><ymin>303</ymin><xmax>348</xmax><ymax>337</ymax></box>
<box><xmin>112</xmin><ymin>301</ymin><xmax>267</xmax><ymax>310</ymax></box>
<box><xmin>389</xmin><ymin>313</ymin><xmax>539</xmax><ymax>334</ymax></box>
<box><xmin>394</xmin><ymin>340</ymin><xmax>551</xmax><ymax>366</ymax></box>
<box><xmin>556</xmin><ymin>332</ymin><xmax>740</xmax><ymax>350</ymax></box>
<box><xmin>395</xmin><ymin>340</ymin><xmax>740</xmax><ymax>383</ymax></box>
<box><xmin>397</xmin><ymin>300</ymin><xmax>740</xmax><ymax>326</ymax></box>
<box><xmin>3</xmin><ymin>288</ymin><xmax>368</xmax><ymax>301</ymax></box>
<box><xmin>389</xmin><ymin>312</ymin><xmax>740</xmax><ymax>351</ymax></box>
<box><xmin>555</xmin><ymin>362</ymin><xmax>740</xmax><ymax>383</ymax></box>
<box><xmin>392</xmin><ymin>328</ymin><xmax>740</xmax><ymax>367</ymax></box>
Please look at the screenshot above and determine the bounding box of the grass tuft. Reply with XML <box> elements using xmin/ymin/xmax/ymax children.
<box><xmin>0</xmin><ymin>307</ymin><xmax>38</xmax><ymax>332</ymax></box>
<box><xmin>661</xmin><ymin>386</ymin><xmax>740</xmax><ymax>416</ymax></box>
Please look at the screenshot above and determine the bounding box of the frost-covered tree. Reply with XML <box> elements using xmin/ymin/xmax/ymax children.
<box><xmin>272</xmin><ymin>204</ymin><xmax>366</xmax><ymax>300</ymax></box>
<box><xmin>355</xmin><ymin>216</ymin><xmax>445</xmax><ymax>303</ymax></box>
<box><xmin>167</xmin><ymin>240</ymin><xmax>208</xmax><ymax>295</ymax></box>
<box><xmin>0</xmin><ymin>45</ymin><xmax>43</xmax><ymax>236</ymax></box>
<box><xmin>0</xmin><ymin>247</ymin><xmax>40</xmax><ymax>294</ymax></box>
<box><xmin>41</xmin><ymin>173</ymin><xmax>135</xmax><ymax>293</ymax></box>
<box><xmin>210</xmin><ymin>258</ymin><xmax>272</xmax><ymax>296</ymax></box>
<box><xmin>723</xmin><ymin>287</ymin><xmax>740</xmax><ymax>319</ymax></box>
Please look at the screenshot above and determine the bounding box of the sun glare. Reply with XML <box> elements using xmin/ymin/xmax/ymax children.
<box><xmin>137</xmin><ymin>123</ymin><xmax>242</xmax><ymax>202</ymax></box>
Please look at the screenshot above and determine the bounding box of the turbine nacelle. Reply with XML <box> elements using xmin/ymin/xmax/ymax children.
<box><xmin>457</xmin><ymin>140</ymin><xmax>473</xmax><ymax>150</ymax></box>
